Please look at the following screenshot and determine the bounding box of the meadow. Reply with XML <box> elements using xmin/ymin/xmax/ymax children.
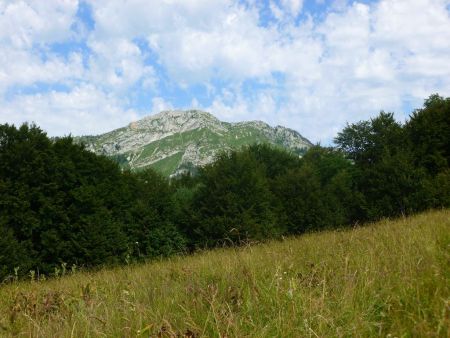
<box><xmin>1</xmin><ymin>209</ymin><xmax>449</xmax><ymax>337</ymax></box>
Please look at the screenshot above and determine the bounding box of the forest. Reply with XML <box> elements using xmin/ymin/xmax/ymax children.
<box><xmin>0</xmin><ymin>94</ymin><xmax>449</xmax><ymax>280</ymax></box>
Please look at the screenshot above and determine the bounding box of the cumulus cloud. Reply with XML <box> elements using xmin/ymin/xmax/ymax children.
<box><xmin>0</xmin><ymin>0</ymin><xmax>78</xmax><ymax>47</ymax></box>
<box><xmin>151</xmin><ymin>96</ymin><xmax>174</xmax><ymax>114</ymax></box>
<box><xmin>0</xmin><ymin>49</ymin><xmax>84</xmax><ymax>94</ymax></box>
<box><xmin>0</xmin><ymin>0</ymin><xmax>449</xmax><ymax>142</ymax></box>
<box><xmin>273</xmin><ymin>0</ymin><xmax>304</xmax><ymax>18</ymax></box>
<box><xmin>2</xmin><ymin>84</ymin><xmax>138</xmax><ymax>136</ymax></box>
<box><xmin>0</xmin><ymin>0</ymin><xmax>81</xmax><ymax>93</ymax></box>
<box><xmin>87</xmin><ymin>37</ymin><xmax>156</xmax><ymax>92</ymax></box>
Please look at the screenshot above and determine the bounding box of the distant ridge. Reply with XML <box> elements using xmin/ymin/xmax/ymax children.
<box><xmin>77</xmin><ymin>110</ymin><xmax>312</xmax><ymax>176</ymax></box>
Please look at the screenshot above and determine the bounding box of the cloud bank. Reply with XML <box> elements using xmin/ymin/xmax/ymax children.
<box><xmin>1</xmin><ymin>0</ymin><xmax>449</xmax><ymax>143</ymax></box>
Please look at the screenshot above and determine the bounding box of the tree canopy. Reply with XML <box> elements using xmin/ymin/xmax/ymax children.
<box><xmin>1</xmin><ymin>94</ymin><xmax>449</xmax><ymax>281</ymax></box>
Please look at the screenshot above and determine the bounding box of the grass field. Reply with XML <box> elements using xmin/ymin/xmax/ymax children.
<box><xmin>1</xmin><ymin>210</ymin><xmax>449</xmax><ymax>337</ymax></box>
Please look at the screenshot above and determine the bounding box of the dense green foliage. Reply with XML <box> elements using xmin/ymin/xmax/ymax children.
<box><xmin>0</xmin><ymin>124</ymin><xmax>184</xmax><ymax>279</ymax></box>
<box><xmin>1</xmin><ymin>94</ymin><xmax>449</xmax><ymax>280</ymax></box>
<box><xmin>335</xmin><ymin>95</ymin><xmax>450</xmax><ymax>218</ymax></box>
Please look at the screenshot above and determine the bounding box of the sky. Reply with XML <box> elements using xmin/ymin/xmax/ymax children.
<box><xmin>0</xmin><ymin>0</ymin><xmax>449</xmax><ymax>144</ymax></box>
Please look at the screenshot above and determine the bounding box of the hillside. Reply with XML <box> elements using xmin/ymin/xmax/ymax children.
<box><xmin>76</xmin><ymin>110</ymin><xmax>312</xmax><ymax>176</ymax></box>
<box><xmin>1</xmin><ymin>210</ymin><xmax>448</xmax><ymax>337</ymax></box>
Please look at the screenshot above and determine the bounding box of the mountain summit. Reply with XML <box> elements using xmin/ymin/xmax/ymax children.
<box><xmin>78</xmin><ymin>110</ymin><xmax>312</xmax><ymax>176</ymax></box>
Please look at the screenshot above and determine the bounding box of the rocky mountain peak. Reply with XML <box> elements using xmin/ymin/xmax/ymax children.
<box><xmin>77</xmin><ymin>110</ymin><xmax>312</xmax><ymax>176</ymax></box>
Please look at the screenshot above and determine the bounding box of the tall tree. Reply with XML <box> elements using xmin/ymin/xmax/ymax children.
<box><xmin>335</xmin><ymin>112</ymin><xmax>424</xmax><ymax>219</ymax></box>
<box><xmin>406</xmin><ymin>94</ymin><xmax>450</xmax><ymax>175</ymax></box>
<box><xmin>192</xmin><ymin>149</ymin><xmax>280</xmax><ymax>247</ymax></box>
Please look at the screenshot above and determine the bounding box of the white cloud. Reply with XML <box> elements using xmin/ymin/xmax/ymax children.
<box><xmin>87</xmin><ymin>37</ymin><xmax>156</xmax><ymax>92</ymax></box>
<box><xmin>270</xmin><ymin>0</ymin><xmax>304</xmax><ymax>21</ymax></box>
<box><xmin>151</xmin><ymin>96</ymin><xmax>173</xmax><ymax>114</ymax></box>
<box><xmin>0</xmin><ymin>0</ymin><xmax>79</xmax><ymax>48</ymax></box>
<box><xmin>280</xmin><ymin>0</ymin><xmax>304</xmax><ymax>17</ymax></box>
<box><xmin>208</xmin><ymin>95</ymin><xmax>250</xmax><ymax>121</ymax></box>
<box><xmin>143</xmin><ymin>4</ymin><xmax>277</xmax><ymax>83</ymax></box>
<box><xmin>0</xmin><ymin>49</ymin><xmax>84</xmax><ymax>94</ymax></box>
<box><xmin>90</xmin><ymin>0</ymin><xmax>231</xmax><ymax>39</ymax></box>
<box><xmin>0</xmin><ymin>0</ymin><xmax>82</xmax><ymax>94</ymax></box>
<box><xmin>1</xmin><ymin>84</ymin><xmax>138</xmax><ymax>136</ymax></box>
<box><xmin>191</xmin><ymin>0</ymin><xmax>450</xmax><ymax>141</ymax></box>
<box><xmin>270</xmin><ymin>1</ymin><xmax>285</xmax><ymax>21</ymax></box>
<box><xmin>1</xmin><ymin>0</ymin><xmax>449</xmax><ymax>142</ymax></box>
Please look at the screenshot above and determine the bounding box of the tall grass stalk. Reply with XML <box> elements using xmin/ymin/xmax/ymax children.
<box><xmin>1</xmin><ymin>210</ymin><xmax>449</xmax><ymax>337</ymax></box>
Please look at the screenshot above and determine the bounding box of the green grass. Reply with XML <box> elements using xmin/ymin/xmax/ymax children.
<box><xmin>149</xmin><ymin>152</ymin><xmax>184</xmax><ymax>176</ymax></box>
<box><xmin>1</xmin><ymin>210</ymin><xmax>449</xmax><ymax>337</ymax></box>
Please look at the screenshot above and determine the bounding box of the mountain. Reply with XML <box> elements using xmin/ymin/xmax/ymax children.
<box><xmin>77</xmin><ymin>110</ymin><xmax>312</xmax><ymax>176</ymax></box>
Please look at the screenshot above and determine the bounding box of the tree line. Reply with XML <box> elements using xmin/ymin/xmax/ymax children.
<box><xmin>1</xmin><ymin>94</ymin><xmax>449</xmax><ymax>280</ymax></box>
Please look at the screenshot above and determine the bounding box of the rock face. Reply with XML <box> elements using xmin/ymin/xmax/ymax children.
<box><xmin>77</xmin><ymin>110</ymin><xmax>312</xmax><ymax>176</ymax></box>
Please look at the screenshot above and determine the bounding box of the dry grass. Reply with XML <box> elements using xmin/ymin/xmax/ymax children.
<box><xmin>1</xmin><ymin>210</ymin><xmax>449</xmax><ymax>337</ymax></box>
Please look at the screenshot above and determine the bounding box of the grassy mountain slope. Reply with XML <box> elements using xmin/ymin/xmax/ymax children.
<box><xmin>76</xmin><ymin>110</ymin><xmax>312</xmax><ymax>176</ymax></box>
<box><xmin>1</xmin><ymin>210</ymin><xmax>449</xmax><ymax>337</ymax></box>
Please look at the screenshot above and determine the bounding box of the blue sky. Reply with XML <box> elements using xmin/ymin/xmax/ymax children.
<box><xmin>0</xmin><ymin>0</ymin><xmax>449</xmax><ymax>144</ymax></box>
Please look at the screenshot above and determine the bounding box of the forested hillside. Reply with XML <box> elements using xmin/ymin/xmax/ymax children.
<box><xmin>0</xmin><ymin>94</ymin><xmax>449</xmax><ymax>280</ymax></box>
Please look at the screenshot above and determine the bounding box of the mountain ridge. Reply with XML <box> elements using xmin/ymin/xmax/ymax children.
<box><xmin>77</xmin><ymin>110</ymin><xmax>312</xmax><ymax>176</ymax></box>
